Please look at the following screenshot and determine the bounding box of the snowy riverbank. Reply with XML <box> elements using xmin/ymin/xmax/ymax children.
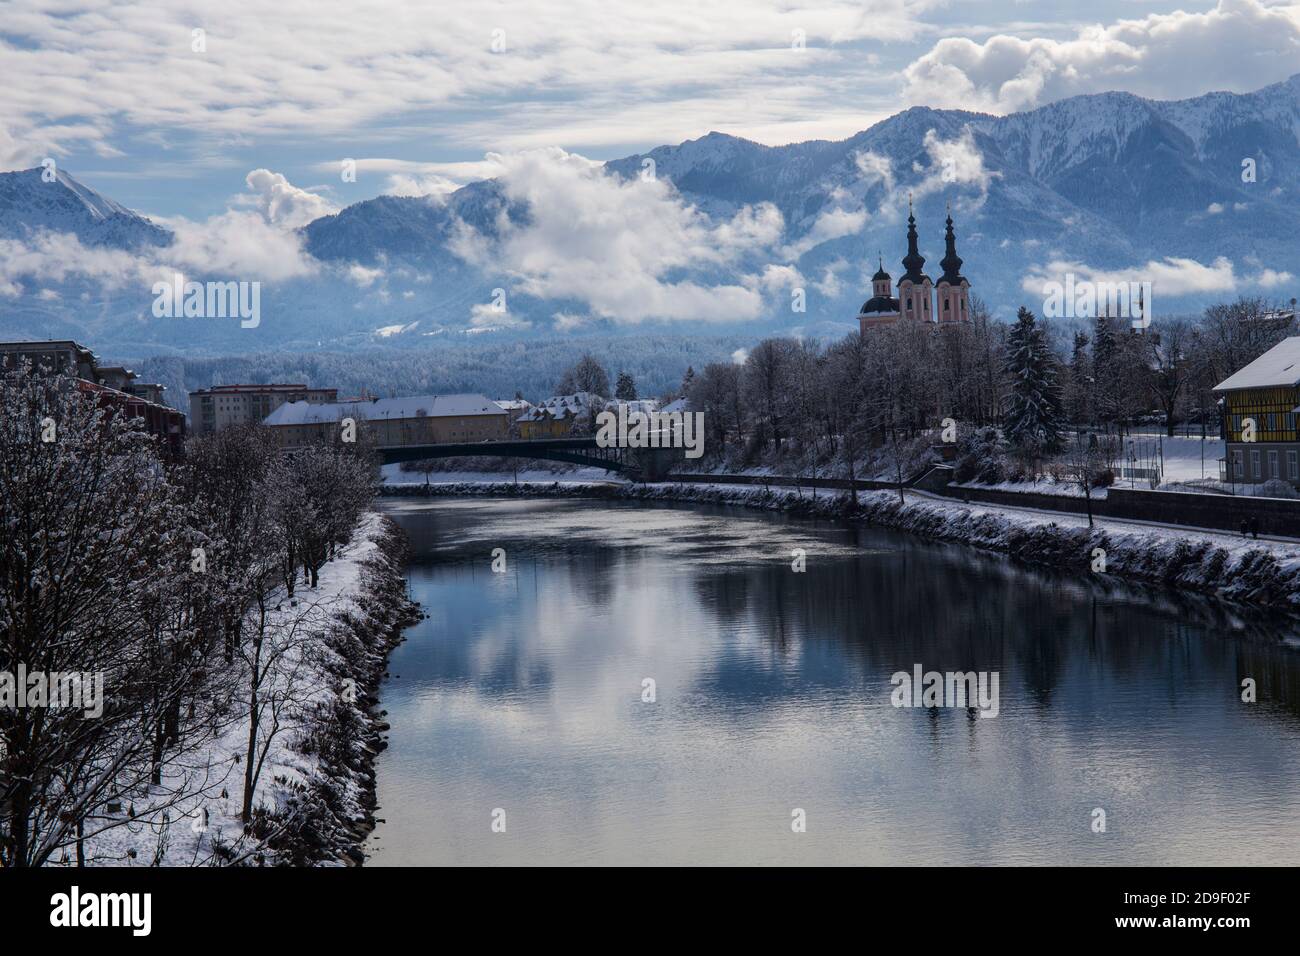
<box><xmin>65</xmin><ymin>512</ymin><xmax>419</xmax><ymax>867</ymax></box>
<box><xmin>382</xmin><ymin>478</ymin><xmax>1300</xmax><ymax>610</ymax></box>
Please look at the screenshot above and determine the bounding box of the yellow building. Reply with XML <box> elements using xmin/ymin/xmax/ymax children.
<box><xmin>516</xmin><ymin>393</ymin><xmax>601</xmax><ymax>439</ymax></box>
<box><xmin>1213</xmin><ymin>336</ymin><xmax>1300</xmax><ymax>486</ymax></box>
<box><xmin>263</xmin><ymin>393</ymin><xmax>508</xmax><ymax>447</ymax></box>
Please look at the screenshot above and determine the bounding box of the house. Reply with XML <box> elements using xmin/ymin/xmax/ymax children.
<box><xmin>262</xmin><ymin>393</ymin><xmax>508</xmax><ymax>447</ymax></box>
<box><xmin>1213</xmin><ymin>336</ymin><xmax>1300</xmax><ymax>487</ymax></box>
<box><xmin>189</xmin><ymin>383</ymin><xmax>339</xmax><ymax>435</ymax></box>
<box><xmin>494</xmin><ymin>398</ymin><xmax>533</xmax><ymax>425</ymax></box>
<box><xmin>0</xmin><ymin>339</ymin><xmax>186</xmax><ymax>458</ymax></box>
<box><xmin>517</xmin><ymin>392</ymin><xmax>603</xmax><ymax>439</ymax></box>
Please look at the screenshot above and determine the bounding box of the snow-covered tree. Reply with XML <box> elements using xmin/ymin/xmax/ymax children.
<box><xmin>556</xmin><ymin>353</ymin><xmax>610</xmax><ymax>397</ymax></box>
<box><xmin>0</xmin><ymin>368</ymin><xmax>217</xmax><ymax>866</ymax></box>
<box><xmin>614</xmin><ymin>370</ymin><xmax>637</xmax><ymax>401</ymax></box>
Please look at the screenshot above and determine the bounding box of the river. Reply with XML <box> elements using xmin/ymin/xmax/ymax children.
<box><xmin>366</xmin><ymin>496</ymin><xmax>1300</xmax><ymax>866</ymax></box>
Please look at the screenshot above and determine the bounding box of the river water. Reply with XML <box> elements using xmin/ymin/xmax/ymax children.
<box><xmin>367</xmin><ymin>497</ymin><xmax>1300</xmax><ymax>866</ymax></box>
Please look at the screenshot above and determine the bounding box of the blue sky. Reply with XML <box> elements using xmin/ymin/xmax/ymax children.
<box><xmin>4</xmin><ymin>0</ymin><xmax>1299</xmax><ymax>222</ymax></box>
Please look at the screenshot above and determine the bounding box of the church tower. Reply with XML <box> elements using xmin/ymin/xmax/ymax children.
<box><xmin>857</xmin><ymin>253</ymin><xmax>901</xmax><ymax>332</ymax></box>
<box><xmin>935</xmin><ymin>206</ymin><xmax>970</xmax><ymax>323</ymax></box>
<box><xmin>897</xmin><ymin>197</ymin><xmax>933</xmax><ymax>322</ymax></box>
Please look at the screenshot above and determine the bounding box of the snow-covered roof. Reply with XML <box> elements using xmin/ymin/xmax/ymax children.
<box><xmin>660</xmin><ymin>397</ymin><xmax>692</xmax><ymax>414</ymax></box>
<box><xmin>264</xmin><ymin>393</ymin><xmax>505</xmax><ymax>426</ymax></box>
<box><xmin>1213</xmin><ymin>337</ymin><xmax>1300</xmax><ymax>392</ymax></box>
<box><xmin>494</xmin><ymin>398</ymin><xmax>532</xmax><ymax>411</ymax></box>
<box><xmin>604</xmin><ymin>399</ymin><xmax>660</xmax><ymax>415</ymax></box>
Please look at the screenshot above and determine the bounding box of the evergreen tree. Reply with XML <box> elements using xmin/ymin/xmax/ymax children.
<box><xmin>681</xmin><ymin>365</ymin><xmax>695</xmax><ymax>393</ymax></box>
<box><xmin>1066</xmin><ymin>330</ymin><xmax>1091</xmax><ymax>424</ymax></box>
<box><xmin>1002</xmin><ymin>307</ymin><xmax>1063</xmax><ymax>453</ymax></box>
<box><xmin>615</xmin><ymin>370</ymin><xmax>638</xmax><ymax>401</ymax></box>
<box><xmin>1092</xmin><ymin>314</ymin><xmax>1119</xmax><ymax>426</ymax></box>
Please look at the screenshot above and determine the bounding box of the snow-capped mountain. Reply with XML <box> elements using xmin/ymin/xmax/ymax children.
<box><xmin>0</xmin><ymin>166</ymin><xmax>170</xmax><ymax>249</ymax></box>
<box><xmin>2</xmin><ymin>74</ymin><xmax>1297</xmax><ymax>354</ymax></box>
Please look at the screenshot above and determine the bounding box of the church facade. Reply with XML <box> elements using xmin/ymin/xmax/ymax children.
<box><xmin>858</xmin><ymin>204</ymin><xmax>971</xmax><ymax>333</ymax></box>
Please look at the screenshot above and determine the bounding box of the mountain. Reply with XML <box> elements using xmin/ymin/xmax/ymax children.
<box><xmin>2</xmin><ymin>75</ymin><xmax>1298</xmax><ymax>355</ymax></box>
<box><xmin>0</xmin><ymin>166</ymin><xmax>170</xmax><ymax>249</ymax></box>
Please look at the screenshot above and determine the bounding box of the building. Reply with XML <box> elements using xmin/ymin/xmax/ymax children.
<box><xmin>494</xmin><ymin>398</ymin><xmax>533</xmax><ymax>425</ymax></box>
<box><xmin>1213</xmin><ymin>336</ymin><xmax>1300</xmax><ymax>487</ymax></box>
<box><xmin>0</xmin><ymin>339</ymin><xmax>98</xmax><ymax>380</ymax></box>
<box><xmin>857</xmin><ymin>202</ymin><xmax>971</xmax><ymax>334</ymax></box>
<box><xmin>263</xmin><ymin>393</ymin><xmax>508</xmax><ymax>447</ymax></box>
<box><xmin>0</xmin><ymin>339</ymin><xmax>186</xmax><ymax>457</ymax></box>
<box><xmin>189</xmin><ymin>383</ymin><xmax>339</xmax><ymax>435</ymax></box>
<box><xmin>517</xmin><ymin>393</ymin><xmax>603</xmax><ymax>439</ymax></box>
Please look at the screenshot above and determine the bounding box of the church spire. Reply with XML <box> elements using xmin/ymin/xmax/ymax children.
<box><xmin>900</xmin><ymin>194</ymin><xmax>927</xmax><ymax>283</ymax></box>
<box><xmin>939</xmin><ymin>204</ymin><xmax>964</xmax><ymax>284</ymax></box>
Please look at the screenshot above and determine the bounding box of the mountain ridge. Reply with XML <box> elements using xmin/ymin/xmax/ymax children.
<box><xmin>2</xmin><ymin>74</ymin><xmax>1298</xmax><ymax>353</ymax></box>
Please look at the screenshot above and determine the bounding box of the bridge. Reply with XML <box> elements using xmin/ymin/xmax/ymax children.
<box><xmin>374</xmin><ymin>436</ymin><xmax>682</xmax><ymax>479</ymax></box>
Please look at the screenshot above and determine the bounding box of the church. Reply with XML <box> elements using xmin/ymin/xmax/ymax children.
<box><xmin>858</xmin><ymin>201</ymin><xmax>971</xmax><ymax>333</ymax></box>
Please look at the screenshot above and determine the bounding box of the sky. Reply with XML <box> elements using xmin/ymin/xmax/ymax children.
<box><xmin>4</xmin><ymin>0</ymin><xmax>1300</xmax><ymax>222</ymax></box>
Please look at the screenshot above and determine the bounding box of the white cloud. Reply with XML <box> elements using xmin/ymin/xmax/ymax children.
<box><xmin>348</xmin><ymin>264</ymin><xmax>384</xmax><ymax>287</ymax></box>
<box><xmin>242</xmin><ymin>169</ymin><xmax>337</xmax><ymax>229</ymax></box>
<box><xmin>1022</xmin><ymin>256</ymin><xmax>1238</xmax><ymax>299</ymax></box>
<box><xmin>902</xmin><ymin>0</ymin><xmax>1300</xmax><ymax>114</ymax></box>
<box><xmin>782</xmin><ymin>206</ymin><xmax>867</xmax><ymax>259</ymax></box>
<box><xmin>450</xmin><ymin>147</ymin><xmax>780</xmax><ymax>323</ymax></box>
<box><xmin>854</xmin><ymin>151</ymin><xmax>895</xmax><ymax>192</ymax></box>
<box><xmin>1206</xmin><ymin>203</ymin><xmax>1225</xmax><ymax>215</ymax></box>
<box><xmin>0</xmin><ymin>0</ymin><xmax>927</xmax><ymax>164</ymax></box>
<box><xmin>470</xmin><ymin>302</ymin><xmax>530</xmax><ymax>329</ymax></box>
<box><xmin>1255</xmin><ymin>268</ymin><xmax>1294</xmax><ymax>289</ymax></box>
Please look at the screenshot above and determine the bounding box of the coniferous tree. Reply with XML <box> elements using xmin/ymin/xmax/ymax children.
<box><xmin>1092</xmin><ymin>314</ymin><xmax>1120</xmax><ymax>428</ymax></box>
<box><xmin>1002</xmin><ymin>307</ymin><xmax>1063</xmax><ymax>455</ymax></box>
<box><xmin>614</xmin><ymin>371</ymin><xmax>637</xmax><ymax>401</ymax></box>
<box><xmin>1066</xmin><ymin>330</ymin><xmax>1091</xmax><ymax>425</ymax></box>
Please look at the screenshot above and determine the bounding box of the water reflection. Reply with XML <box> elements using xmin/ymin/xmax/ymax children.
<box><xmin>368</xmin><ymin>498</ymin><xmax>1300</xmax><ymax>866</ymax></box>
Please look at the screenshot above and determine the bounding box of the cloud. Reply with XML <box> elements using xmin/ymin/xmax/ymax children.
<box><xmin>910</xmin><ymin>128</ymin><xmax>999</xmax><ymax>205</ymax></box>
<box><xmin>242</xmin><ymin>169</ymin><xmax>337</xmax><ymax>229</ymax></box>
<box><xmin>348</xmin><ymin>264</ymin><xmax>384</xmax><ymax>287</ymax></box>
<box><xmin>161</xmin><ymin>211</ymin><xmax>319</xmax><ymax>281</ymax></box>
<box><xmin>902</xmin><ymin>0</ymin><xmax>1300</xmax><ymax>114</ymax></box>
<box><xmin>469</xmin><ymin>302</ymin><xmax>529</xmax><ymax>329</ymax></box>
<box><xmin>0</xmin><ymin>0</ymin><xmax>927</xmax><ymax>166</ymax></box>
<box><xmin>450</xmin><ymin>147</ymin><xmax>780</xmax><ymax>323</ymax></box>
<box><xmin>1255</xmin><ymin>268</ymin><xmax>1294</xmax><ymax>289</ymax></box>
<box><xmin>854</xmin><ymin>151</ymin><xmax>895</xmax><ymax>193</ymax></box>
<box><xmin>1021</xmin><ymin>256</ymin><xmax>1237</xmax><ymax>300</ymax></box>
<box><xmin>782</xmin><ymin>206</ymin><xmax>867</xmax><ymax>259</ymax></box>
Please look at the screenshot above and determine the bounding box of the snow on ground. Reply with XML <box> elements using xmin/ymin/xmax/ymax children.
<box><xmin>903</xmin><ymin>488</ymin><xmax>1300</xmax><ymax>552</ymax></box>
<box><xmin>1157</xmin><ymin>436</ymin><xmax>1225</xmax><ymax>483</ymax></box>
<box><xmin>61</xmin><ymin>512</ymin><xmax>390</xmax><ymax>867</ymax></box>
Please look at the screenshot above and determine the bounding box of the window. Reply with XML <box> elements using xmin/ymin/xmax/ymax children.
<box><xmin>1268</xmin><ymin>450</ymin><xmax>1279</xmax><ymax>478</ymax></box>
<box><xmin>1289</xmin><ymin>451</ymin><xmax>1298</xmax><ymax>480</ymax></box>
<box><xmin>1233</xmin><ymin>450</ymin><xmax>1244</xmax><ymax>477</ymax></box>
<box><xmin>1251</xmin><ymin>449</ymin><xmax>1261</xmax><ymax>479</ymax></box>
